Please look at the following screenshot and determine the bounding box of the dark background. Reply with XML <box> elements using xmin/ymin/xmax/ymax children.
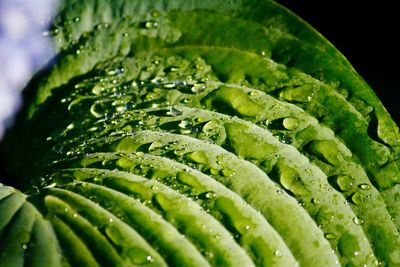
<box><xmin>276</xmin><ymin>0</ymin><xmax>399</xmax><ymax>124</ymax></box>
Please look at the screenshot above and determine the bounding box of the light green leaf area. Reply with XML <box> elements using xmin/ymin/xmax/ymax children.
<box><xmin>1</xmin><ymin>0</ymin><xmax>399</xmax><ymax>266</ymax></box>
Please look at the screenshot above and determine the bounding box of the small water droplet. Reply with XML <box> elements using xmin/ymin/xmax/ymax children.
<box><xmin>324</xmin><ymin>233</ymin><xmax>336</xmax><ymax>240</ymax></box>
<box><xmin>191</xmin><ymin>83</ymin><xmax>206</xmax><ymax>93</ymax></box>
<box><xmin>140</xmin><ymin>20</ymin><xmax>159</xmax><ymax>29</ymax></box>
<box><xmin>311</xmin><ymin>198</ymin><xmax>320</xmax><ymax>205</ymax></box>
<box><xmin>283</xmin><ymin>117</ymin><xmax>300</xmax><ymax>130</ymax></box>
<box><xmin>205</xmin><ymin>251</ymin><xmax>214</xmax><ymax>259</ymax></box>
<box><xmin>205</xmin><ymin>191</ymin><xmax>216</xmax><ymax>199</ymax></box>
<box><xmin>335</xmin><ymin>174</ymin><xmax>354</xmax><ymax>192</ymax></box>
<box><xmin>73</xmin><ymin>17</ymin><xmax>80</xmax><ymax>23</ymax></box>
<box><xmin>350</xmin><ymin>191</ymin><xmax>362</xmax><ymax>205</ymax></box>
<box><xmin>220</xmin><ymin>168</ymin><xmax>234</xmax><ymax>177</ymax></box>
<box><xmin>178</xmin><ymin>120</ymin><xmax>192</xmax><ymax>133</ymax></box>
<box><xmin>353</xmin><ymin>217</ymin><xmax>364</xmax><ymax>225</ymax></box>
<box><xmin>274</xmin><ymin>250</ymin><xmax>282</xmax><ymax>257</ymax></box>
<box><xmin>92</xmin><ymin>84</ymin><xmax>105</xmax><ymax>95</ymax></box>
<box><xmin>358</xmin><ymin>184</ymin><xmax>371</xmax><ymax>190</ymax></box>
<box><xmin>249</xmin><ymin>90</ymin><xmax>259</xmax><ymax>96</ymax></box>
<box><xmin>22</xmin><ymin>244</ymin><xmax>28</xmax><ymax>250</ymax></box>
<box><xmin>146</xmin><ymin>255</ymin><xmax>153</xmax><ymax>262</ymax></box>
<box><xmin>167</xmin><ymin>107</ymin><xmax>183</xmax><ymax>116</ymax></box>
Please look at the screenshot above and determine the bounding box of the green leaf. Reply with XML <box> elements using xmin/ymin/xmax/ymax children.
<box><xmin>1</xmin><ymin>0</ymin><xmax>400</xmax><ymax>266</ymax></box>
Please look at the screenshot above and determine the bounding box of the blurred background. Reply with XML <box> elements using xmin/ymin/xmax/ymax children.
<box><xmin>277</xmin><ymin>0</ymin><xmax>399</xmax><ymax>124</ymax></box>
<box><xmin>0</xmin><ymin>0</ymin><xmax>57</xmax><ymax>139</ymax></box>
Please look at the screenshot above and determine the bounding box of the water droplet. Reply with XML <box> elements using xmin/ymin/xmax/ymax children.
<box><xmin>22</xmin><ymin>244</ymin><xmax>28</xmax><ymax>250</ymax></box>
<box><xmin>244</xmin><ymin>225</ymin><xmax>251</xmax><ymax>231</ymax></box>
<box><xmin>276</xmin><ymin>163</ymin><xmax>309</xmax><ymax>196</ymax></box>
<box><xmin>178</xmin><ymin>120</ymin><xmax>192</xmax><ymax>133</ymax></box>
<box><xmin>324</xmin><ymin>233</ymin><xmax>336</xmax><ymax>240</ymax></box>
<box><xmin>336</xmin><ymin>174</ymin><xmax>354</xmax><ymax>192</ymax></box>
<box><xmin>191</xmin><ymin>83</ymin><xmax>206</xmax><ymax>93</ymax></box>
<box><xmin>109</xmin><ymin>218</ymin><xmax>114</xmax><ymax>223</ymax></box>
<box><xmin>166</xmin><ymin>107</ymin><xmax>183</xmax><ymax>116</ymax></box>
<box><xmin>140</xmin><ymin>20</ymin><xmax>159</xmax><ymax>29</ymax></box>
<box><xmin>205</xmin><ymin>191</ymin><xmax>216</xmax><ymax>199</ymax></box>
<box><xmin>73</xmin><ymin>213</ymin><xmax>78</xmax><ymax>218</ymax></box>
<box><xmin>220</xmin><ymin>168</ymin><xmax>234</xmax><ymax>177</ymax></box>
<box><xmin>358</xmin><ymin>184</ymin><xmax>371</xmax><ymax>190</ymax></box>
<box><xmin>283</xmin><ymin>117</ymin><xmax>300</xmax><ymax>130</ymax></box>
<box><xmin>90</xmin><ymin>103</ymin><xmax>104</xmax><ymax>118</ymax></box>
<box><xmin>274</xmin><ymin>250</ymin><xmax>282</xmax><ymax>257</ymax></box>
<box><xmin>350</xmin><ymin>191</ymin><xmax>362</xmax><ymax>205</ymax></box>
<box><xmin>249</xmin><ymin>90</ymin><xmax>259</xmax><ymax>96</ymax></box>
<box><xmin>353</xmin><ymin>217</ymin><xmax>364</xmax><ymax>225</ymax></box>
<box><xmin>73</xmin><ymin>17</ymin><xmax>80</xmax><ymax>23</ymax></box>
<box><xmin>146</xmin><ymin>255</ymin><xmax>153</xmax><ymax>262</ymax></box>
<box><xmin>66</xmin><ymin>123</ymin><xmax>75</xmax><ymax>130</ymax></box>
<box><xmin>205</xmin><ymin>251</ymin><xmax>214</xmax><ymax>259</ymax></box>
<box><xmin>311</xmin><ymin>198</ymin><xmax>320</xmax><ymax>205</ymax></box>
<box><xmin>92</xmin><ymin>84</ymin><xmax>105</xmax><ymax>95</ymax></box>
<box><xmin>106</xmin><ymin>67</ymin><xmax>125</xmax><ymax>76</ymax></box>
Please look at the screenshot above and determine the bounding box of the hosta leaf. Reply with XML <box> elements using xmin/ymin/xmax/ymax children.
<box><xmin>1</xmin><ymin>0</ymin><xmax>399</xmax><ymax>266</ymax></box>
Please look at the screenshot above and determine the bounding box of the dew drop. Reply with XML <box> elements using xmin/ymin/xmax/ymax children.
<box><xmin>140</xmin><ymin>20</ymin><xmax>158</xmax><ymax>29</ymax></box>
<box><xmin>283</xmin><ymin>117</ymin><xmax>300</xmax><ymax>130</ymax></box>
<box><xmin>324</xmin><ymin>233</ymin><xmax>336</xmax><ymax>240</ymax></box>
<box><xmin>92</xmin><ymin>84</ymin><xmax>105</xmax><ymax>95</ymax></box>
<box><xmin>358</xmin><ymin>184</ymin><xmax>371</xmax><ymax>190</ymax></box>
<box><xmin>353</xmin><ymin>217</ymin><xmax>364</xmax><ymax>225</ymax></box>
<box><xmin>205</xmin><ymin>191</ymin><xmax>216</xmax><ymax>199</ymax></box>
<box><xmin>249</xmin><ymin>90</ymin><xmax>259</xmax><ymax>96</ymax></box>
<box><xmin>178</xmin><ymin>120</ymin><xmax>192</xmax><ymax>132</ymax></box>
<box><xmin>350</xmin><ymin>191</ymin><xmax>362</xmax><ymax>205</ymax></box>
<box><xmin>167</xmin><ymin>107</ymin><xmax>183</xmax><ymax>116</ymax></box>
<box><xmin>336</xmin><ymin>174</ymin><xmax>354</xmax><ymax>192</ymax></box>
<box><xmin>311</xmin><ymin>198</ymin><xmax>320</xmax><ymax>205</ymax></box>
<box><xmin>274</xmin><ymin>250</ymin><xmax>282</xmax><ymax>257</ymax></box>
<box><xmin>191</xmin><ymin>83</ymin><xmax>206</xmax><ymax>93</ymax></box>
